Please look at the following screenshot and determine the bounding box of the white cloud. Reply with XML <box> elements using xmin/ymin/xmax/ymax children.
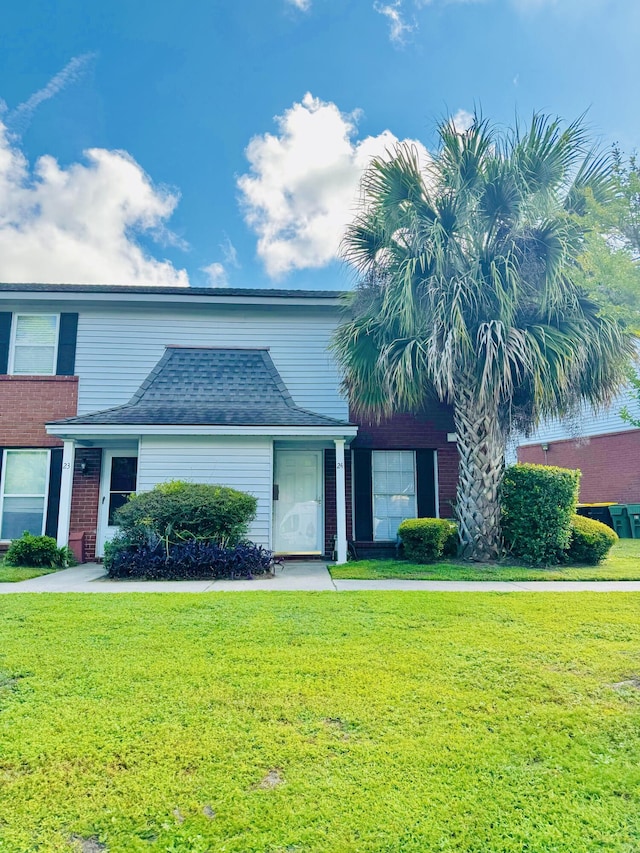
<box><xmin>201</xmin><ymin>262</ymin><xmax>228</xmax><ymax>287</ymax></box>
<box><xmin>220</xmin><ymin>234</ymin><xmax>240</xmax><ymax>268</ymax></box>
<box><xmin>374</xmin><ymin>1</ymin><xmax>415</xmax><ymax>44</ymax></box>
<box><xmin>0</xmin><ymin>121</ymin><xmax>188</xmax><ymax>286</ymax></box>
<box><xmin>7</xmin><ymin>53</ymin><xmax>96</xmax><ymax>134</ymax></box>
<box><xmin>238</xmin><ymin>92</ymin><xmax>430</xmax><ymax>278</ymax></box>
<box><xmin>286</xmin><ymin>0</ymin><xmax>311</xmax><ymax>9</ymax></box>
<box><xmin>450</xmin><ymin>108</ymin><xmax>474</xmax><ymax>132</ymax></box>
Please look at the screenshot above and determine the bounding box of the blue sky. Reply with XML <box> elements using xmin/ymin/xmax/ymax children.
<box><xmin>0</xmin><ymin>0</ymin><xmax>638</xmax><ymax>290</ymax></box>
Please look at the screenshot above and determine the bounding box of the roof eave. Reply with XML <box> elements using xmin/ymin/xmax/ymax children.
<box><xmin>46</xmin><ymin>423</ymin><xmax>358</xmax><ymax>439</ymax></box>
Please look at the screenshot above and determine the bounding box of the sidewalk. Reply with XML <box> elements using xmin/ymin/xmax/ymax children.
<box><xmin>2</xmin><ymin>562</ymin><xmax>640</xmax><ymax>593</ymax></box>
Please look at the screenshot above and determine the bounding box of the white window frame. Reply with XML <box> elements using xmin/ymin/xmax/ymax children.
<box><xmin>8</xmin><ymin>313</ymin><xmax>59</xmax><ymax>376</ymax></box>
<box><xmin>371</xmin><ymin>450</ymin><xmax>417</xmax><ymax>542</ymax></box>
<box><xmin>0</xmin><ymin>449</ymin><xmax>51</xmax><ymax>541</ymax></box>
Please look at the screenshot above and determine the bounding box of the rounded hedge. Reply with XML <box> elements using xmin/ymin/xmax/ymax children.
<box><xmin>501</xmin><ymin>463</ymin><xmax>580</xmax><ymax>566</ymax></box>
<box><xmin>398</xmin><ymin>518</ymin><xmax>458</xmax><ymax>563</ymax></box>
<box><xmin>565</xmin><ymin>514</ymin><xmax>618</xmax><ymax>565</ymax></box>
<box><xmin>4</xmin><ymin>532</ymin><xmax>75</xmax><ymax>568</ymax></box>
<box><xmin>114</xmin><ymin>480</ymin><xmax>257</xmax><ymax>546</ymax></box>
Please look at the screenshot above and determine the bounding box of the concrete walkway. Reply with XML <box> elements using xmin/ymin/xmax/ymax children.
<box><xmin>1</xmin><ymin>561</ymin><xmax>640</xmax><ymax>593</ymax></box>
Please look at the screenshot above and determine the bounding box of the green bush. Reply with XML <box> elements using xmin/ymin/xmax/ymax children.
<box><xmin>565</xmin><ymin>514</ymin><xmax>618</xmax><ymax>565</ymax></box>
<box><xmin>114</xmin><ymin>481</ymin><xmax>257</xmax><ymax>546</ymax></box>
<box><xmin>501</xmin><ymin>464</ymin><xmax>580</xmax><ymax>566</ymax></box>
<box><xmin>398</xmin><ymin>518</ymin><xmax>458</xmax><ymax>563</ymax></box>
<box><xmin>4</xmin><ymin>532</ymin><xmax>75</xmax><ymax>568</ymax></box>
<box><xmin>442</xmin><ymin>520</ymin><xmax>459</xmax><ymax>557</ymax></box>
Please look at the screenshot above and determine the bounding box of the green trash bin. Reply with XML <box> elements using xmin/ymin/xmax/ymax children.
<box><xmin>609</xmin><ymin>505</ymin><xmax>632</xmax><ymax>538</ymax></box>
<box><xmin>626</xmin><ymin>504</ymin><xmax>640</xmax><ymax>539</ymax></box>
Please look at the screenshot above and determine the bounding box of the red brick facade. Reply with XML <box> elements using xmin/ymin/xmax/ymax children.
<box><xmin>322</xmin><ymin>404</ymin><xmax>459</xmax><ymax>557</ymax></box>
<box><xmin>69</xmin><ymin>448</ymin><xmax>102</xmax><ymax>562</ymax></box>
<box><xmin>0</xmin><ymin>375</ymin><xmax>78</xmax><ymax>447</ymax></box>
<box><xmin>517</xmin><ymin>429</ymin><xmax>640</xmax><ymax>504</ymax></box>
<box><xmin>352</xmin><ymin>404</ymin><xmax>458</xmax><ymax>518</ymax></box>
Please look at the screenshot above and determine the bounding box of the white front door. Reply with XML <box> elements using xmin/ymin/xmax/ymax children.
<box><xmin>273</xmin><ymin>450</ymin><xmax>323</xmax><ymax>554</ymax></box>
<box><xmin>97</xmin><ymin>450</ymin><xmax>138</xmax><ymax>557</ymax></box>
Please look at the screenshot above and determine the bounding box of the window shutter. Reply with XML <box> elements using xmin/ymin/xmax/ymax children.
<box><xmin>416</xmin><ymin>449</ymin><xmax>437</xmax><ymax>518</ymax></box>
<box><xmin>0</xmin><ymin>313</ymin><xmax>12</xmax><ymax>374</ymax></box>
<box><xmin>56</xmin><ymin>313</ymin><xmax>78</xmax><ymax>376</ymax></box>
<box><xmin>352</xmin><ymin>449</ymin><xmax>373</xmax><ymax>541</ymax></box>
<box><xmin>45</xmin><ymin>449</ymin><xmax>64</xmax><ymax>539</ymax></box>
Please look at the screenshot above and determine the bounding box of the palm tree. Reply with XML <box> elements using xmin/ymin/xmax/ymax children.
<box><xmin>332</xmin><ymin>114</ymin><xmax>635</xmax><ymax>561</ymax></box>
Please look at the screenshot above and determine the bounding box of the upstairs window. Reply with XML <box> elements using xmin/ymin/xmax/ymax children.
<box><xmin>10</xmin><ymin>314</ymin><xmax>59</xmax><ymax>375</ymax></box>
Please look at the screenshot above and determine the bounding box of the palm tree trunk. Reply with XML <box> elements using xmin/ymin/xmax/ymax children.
<box><xmin>454</xmin><ymin>388</ymin><xmax>505</xmax><ymax>561</ymax></box>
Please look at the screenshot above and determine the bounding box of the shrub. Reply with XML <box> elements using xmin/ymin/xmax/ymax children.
<box><xmin>501</xmin><ymin>464</ymin><xmax>580</xmax><ymax>566</ymax></box>
<box><xmin>442</xmin><ymin>521</ymin><xmax>459</xmax><ymax>557</ymax></box>
<box><xmin>398</xmin><ymin>518</ymin><xmax>458</xmax><ymax>563</ymax></box>
<box><xmin>104</xmin><ymin>533</ymin><xmax>279</xmax><ymax>580</ymax></box>
<box><xmin>115</xmin><ymin>481</ymin><xmax>257</xmax><ymax>546</ymax></box>
<box><xmin>4</xmin><ymin>532</ymin><xmax>75</xmax><ymax>568</ymax></box>
<box><xmin>564</xmin><ymin>514</ymin><xmax>618</xmax><ymax>565</ymax></box>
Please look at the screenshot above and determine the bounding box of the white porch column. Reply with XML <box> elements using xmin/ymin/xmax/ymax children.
<box><xmin>56</xmin><ymin>440</ymin><xmax>75</xmax><ymax>548</ymax></box>
<box><xmin>334</xmin><ymin>439</ymin><xmax>347</xmax><ymax>564</ymax></box>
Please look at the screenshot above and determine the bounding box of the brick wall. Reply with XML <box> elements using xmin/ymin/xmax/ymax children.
<box><xmin>322</xmin><ymin>404</ymin><xmax>459</xmax><ymax>555</ymax></box>
<box><xmin>69</xmin><ymin>448</ymin><xmax>102</xmax><ymax>562</ymax></box>
<box><xmin>0</xmin><ymin>376</ymin><xmax>78</xmax><ymax>447</ymax></box>
<box><xmin>323</xmin><ymin>449</ymin><xmax>353</xmax><ymax>556</ymax></box>
<box><xmin>518</xmin><ymin>429</ymin><xmax>640</xmax><ymax>503</ymax></box>
<box><xmin>352</xmin><ymin>403</ymin><xmax>458</xmax><ymax>518</ymax></box>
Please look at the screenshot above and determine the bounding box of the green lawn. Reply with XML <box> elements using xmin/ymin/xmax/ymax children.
<box><xmin>0</xmin><ymin>593</ymin><xmax>639</xmax><ymax>852</ymax></box>
<box><xmin>0</xmin><ymin>558</ymin><xmax>57</xmax><ymax>583</ymax></box>
<box><xmin>332</xmin><ymin>537</ymin><xmax>640</xmax><ymax>581</ymax></box>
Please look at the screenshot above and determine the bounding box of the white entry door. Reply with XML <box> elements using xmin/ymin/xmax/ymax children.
<box><xmin>97</xmin><ymin>450</ymin><xmax>138</xmax><ymax>557</ymax></box>
<box><xmin>273</xmin><ymin>450</ymin><xmax>323</xmax><ymax>554</ymax></box>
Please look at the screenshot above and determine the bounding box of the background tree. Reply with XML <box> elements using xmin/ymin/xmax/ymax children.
<box><xmin>332</xmin><ymin>115</ymin><xmax>635</xmax><ymax>561</ymax></box>
<box><xmin>573</xmin><ymin>151</ymin><xmax>640</xmax><ymax>327</ymax></box>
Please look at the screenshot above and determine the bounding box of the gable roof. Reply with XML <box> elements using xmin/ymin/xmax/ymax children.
<box><xmin>52</xmin><ymin>347</ymin><xmax>352</xmax><ymax>428</ymax></box>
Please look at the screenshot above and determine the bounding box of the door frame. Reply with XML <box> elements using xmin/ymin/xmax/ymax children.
<box><xmin>96</xmin><ymin>448</ymin><xmax>139</xmax><ymax>557</ymax></box>
<box><xmin>272</xmin><ymin>448</ymin><xmax>324</xmax><ymax>556</ymax></box>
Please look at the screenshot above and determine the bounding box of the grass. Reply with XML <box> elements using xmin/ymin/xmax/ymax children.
<box><xmin>331</xmin><ymin>537</ymin><xmax>640</xmax><ymax>581</ymax></box>
<box><xmin>0</xmin><ymin>593</ymin><xmax>639</xmax><ymax>852</ymax></box>
<box><xmin>0</xmin><ymin>557</ymin><xmax>57</xmax><ymax>583</ymax></box>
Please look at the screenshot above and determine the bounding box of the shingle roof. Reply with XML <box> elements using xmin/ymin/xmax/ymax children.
<box><xmin>0</xmin><ymin>282</ymin><xmax>343</xmax><ymax>299</ymax></box>
<box><xmin>52</xmin><ymin>347</ymin><xmax>352</xmax><ymax>428</ymax></box>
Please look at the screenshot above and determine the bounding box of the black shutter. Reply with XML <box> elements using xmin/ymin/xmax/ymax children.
<box><xmin>352</xmin><ymin>449</ymin><xmax>373</xmax><ymax>541</ymax></box>
<box><xmin>45</xmin><ymin>448</ymin><xmax>64</xmax><ymax>538</ymax></box>
<box><xmin>416</xmin><ymin>449</ymin><xmax>437</xmax><ymax>518</ymax></box>
<box><xmin>0</xmin><ymin>313</ymin><xmax>12</xmax><ymax>374</ymax></box>
<box><xmin>56</xmin><ymin>313</ymin><xmax>78</xmax><ymax>376</ymax></box>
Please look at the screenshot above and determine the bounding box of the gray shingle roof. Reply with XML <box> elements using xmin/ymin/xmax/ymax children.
<box><xmin>52</xmin><ymin>347</ymin><xmax>351</xmax><ymax>428</ymax></box>
<box><xmin>0</xmin><ymin>282</ymin><xmax>344</xmax><ymax>299</ymax></box>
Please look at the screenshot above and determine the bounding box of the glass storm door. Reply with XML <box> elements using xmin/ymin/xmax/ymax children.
<box><xmin>273</xmin><ymin>450</ymin><xmax>323</xmax><ymax>554</ymax></box>
<box><xmin>97</xmin><ymin>450</ymin><xmax>138</xmax><ymax>556</ymax></box>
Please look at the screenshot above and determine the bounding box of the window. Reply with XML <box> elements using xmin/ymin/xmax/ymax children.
<box><xmin>0</xmin><ymin>450</ymin><xmax>49</xmax><ymax>540</ymax></box>
<box><xmin>372</xmin><ymin>450</ymin><xmax>416</xmax><ymax>541</ymax></box>
<box><xmin>107</xmin><ymin>457</ymin><xmax>138</xmax><ymax>525</ymax></box>
<box><xmin>10</xmin><ymin>314</ymin><xmax>58</xmax><ymax>375</ymax></box>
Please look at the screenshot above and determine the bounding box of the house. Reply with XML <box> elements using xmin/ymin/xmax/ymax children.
<box><xmin>0</xmin><ymin>283</ymin><xmax>458</xmax><ymax>563</ymax></box>
<box><xmin>516</xmin><ymin>393</ymin><xmax>640</xmax><ymax>504</ymax></box>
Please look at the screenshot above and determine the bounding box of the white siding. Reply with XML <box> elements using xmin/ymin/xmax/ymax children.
<box><xmin>73</xmin><ymin>304</ymin><xmax>347</xmax><ymax>420</ymax></box>
<box><xmin>137</xmin><ymin>436</ymin><xmax>273</xmax><ymax>547</ymax></box>
<box><xmin>518</xmin><ymin>389</ymin><xmax>640</xmax><ymax>447</ymax></box>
